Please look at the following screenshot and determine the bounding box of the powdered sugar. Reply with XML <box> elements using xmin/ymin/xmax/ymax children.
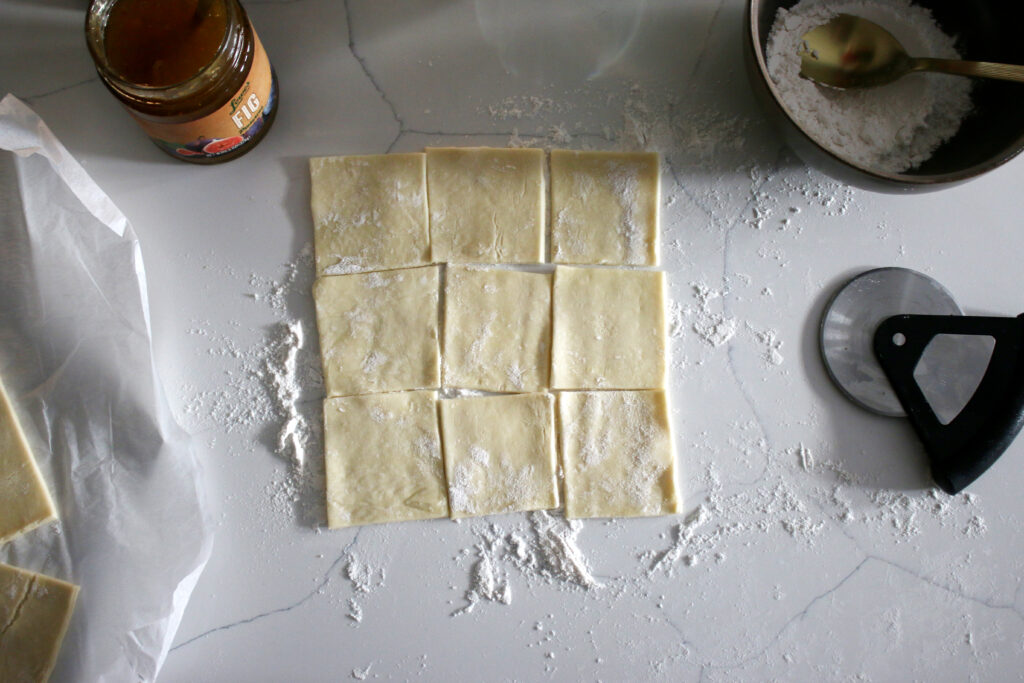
<box><xmin>766</xmin><ymin>0</ymin><xmax>973</xmax><ymax>173</ymax></box>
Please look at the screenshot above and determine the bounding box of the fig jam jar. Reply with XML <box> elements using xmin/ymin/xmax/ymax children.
<box><xmin>85</xmin><ymin>0</ymin><xmax>278</xmax><ymax>163</ymax></box>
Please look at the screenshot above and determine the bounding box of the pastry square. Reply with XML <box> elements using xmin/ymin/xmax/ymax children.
<box><xmin>440</xmin><ymin>393</ymin><xmax>558</xmax><ymax>518</ymax></box>
<box><xmin>310</xmin><ymin>153</ymin><xmax>430</xmax><ymax>276</ymax></box>
<box><xmin>443</xmin><ymin>266</ymin><xmax>551</xmax><ymax>392</ymax></box>
<box><xmin>0</xmin><ymin>375</ymin><xmax>56</xmax><ymax>545</ymax></box>
<box><xmin>426</xmin><ymin>147</ymin><xmax>545</xmax><ymax>264</ymax></box>
<box><xmin>324</xmin><ymin>391</ymin><xmax>448</xmax><ymax>528</ymax></box>
<box><xmin>550</xmin><ymin>150</ymin><xmax>660</xmax><ymax>266</ymax></box>
<box><xmin>558</xmin><ymin>390</ymin><xmax>679</xmax><ymax>518</ymax></box>
<box><xmin>313</xmin><ymin>266</ymin><xmax>440</xmax><ymax>397</ymax></box>
<box><xmin>0</xmin><ymin>563</ymin><xmax>79</xmax><ymax>683</ymax></box>
<box><xmin>550</xmin><ymin>266</ymin><xmax>667</xmax><ymax>390</ymax></box>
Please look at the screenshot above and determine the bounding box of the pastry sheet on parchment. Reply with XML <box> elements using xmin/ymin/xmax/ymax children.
<box><xmin>0</xmin><ymin>94</ymin><xmax>212</xmax><ymax>683</ymax></box>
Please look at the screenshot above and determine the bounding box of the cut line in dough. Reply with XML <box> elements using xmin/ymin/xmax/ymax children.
<box><xmin>0</xmin><ymin>562</ymin><xmax>79</xmax><ymax>683</ymax></box>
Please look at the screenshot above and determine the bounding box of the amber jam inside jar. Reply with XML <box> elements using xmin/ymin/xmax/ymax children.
<box><xmin>85</xmin><ymin>0</ymin><xmax>278</xmax><ymax>163</ymax></box>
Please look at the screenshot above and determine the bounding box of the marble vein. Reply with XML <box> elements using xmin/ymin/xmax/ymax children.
<box><xmin>344</xmin><ymin>0</ymin><xmax>653</xmax><ymax>157</ymax></box>
<box><xmin>21</xmin><ymin>77</ymin><xmax>99</xmax><ymax>104</ymax></box>
<box><xmin>343</xmin><ymin>0</ymin><xmax>403</xmax><ymax>151</ymax></box>
<box><xmin>701</xmin><ymin>556</ymin><xmax>872</xmax><ymax>674</ymax></box>
<box><xmin>868</xmin><ymin>554</ymin><xmax>1024</xmax><ymax>621</ymax></box>
<box><xmin>692</xmin><ymin>550</ymin><xmax>1023</xmax><ymax>678</ymax></box>
<box><xmin>170</xmin><ymin>532</ymin><xmax>361</xmax><ymax>652</ymax></box>
<box><xmin>718</xmin><ymin>143</ymin><xmax>790</xmax><ymax>487</ymax></box>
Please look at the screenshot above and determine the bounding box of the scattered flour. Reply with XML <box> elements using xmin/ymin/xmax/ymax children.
<box><xmin>264</xmin><ymin>320</ymin><xmax>312</xmax><ymax>470</ymax></box>
<box><xmin>181</xmin><ymin>244</ymin><xmax>324</xmax><ymax>524</ymax></box>
<box><xmin>485</xmin><ymin>95</ymin><xmax>560</xmax><ymax>120</ymax></box>
<box><xmin>667</xmin><ymin>299</ymin><xmax>686</xmax><ymax>339</ymax></box>
<box><xmin>322</xmin><ymin>257</ymin><xmax>365</xmax><ymax>276</ymax></box>
<box><xmin>454</xmin><ymin>534</ymin><xmax>512</xmax><ymax>616</ymax></box>
<box><xmin>345</xmin><ymin>552</ymin><xmax>387</xmax><ymax>623</ymax></box>
<box><xmin>645</xmin><ymin>429</ymin><xmax>988</xmax><ymax>577</ymax></box>
<box><xmin>687</xmin><ymin>283</ymin><xmax>737</xmax><ymax>348</ymax></box>
<box><xmin>746</xmin><ymin>323</ymin><xmax>785</xmax><ymax>367</ymax></box>
<box><xmin>453</xmin><ymin>511</ymin><xmax>600</xmax><ymax>616</ymax></box>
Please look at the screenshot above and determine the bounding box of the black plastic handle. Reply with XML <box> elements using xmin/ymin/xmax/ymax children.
<box><xmin>874</xmin><ymin>314</ymin><xmax>1024</xmax><ymax>494</ymax></box>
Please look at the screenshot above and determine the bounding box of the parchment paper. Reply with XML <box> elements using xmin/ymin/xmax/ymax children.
<box><xmin>0</xmin><ymin>94</ymin><xmax>212</xmax><ymax>682</ymax></box>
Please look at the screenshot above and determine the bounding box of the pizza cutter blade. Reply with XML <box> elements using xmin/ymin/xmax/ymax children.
<box><xmin>819</xmin><ymin>267</ymin><xmax>1024</xmax><ymax>493</ymax></box>
<box><xmin>820</xmin><ymin>267</ymin><xmax>964</xmax><ymax>417</ymax></box>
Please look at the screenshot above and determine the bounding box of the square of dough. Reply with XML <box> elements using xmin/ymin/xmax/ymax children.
<box><xmin>0</xmin><ymin>562</ymin><xmax>79</xmax><ymax>683</ymax></box>
<box><xmin>550</xmin><ymin>266</ymin><xmax>667</xmax><ymax>390</ymax></box>
<box><xmin>443</xmin><ymin>266</ymin><xmax>551</xmax><ymax>392</ymax></box>
<box><xmin>427</xmin><ymin>147</ymin><xmax>545</xmax><ymax>264</ymax></box>
<box><xmin>324</xmin><ymin>391</ymin><xmax>447</xmax><ymax>528</ymax></box>
<box><xmin>440</xmin><ymin>393</ymin><xmax>558</xmax><ymax>518</ymax></box>
<box><xmin>558</xmin><ymin>390</ymin><xmax>679</xmax><ymax>518</ymax></box>
<box><xmin>0</xmin><ymin>375</ymin><xmax>56</xmax><ymax>545</ymax></box>
<box><xmin>313</xmin><ymin>266</ymin><xmax>440</xmax><ymax>397</ymax></box>
<box><xmin>550</xmin><ymin>150</ymin><xmax>660</xmax><ymax>266</ymax></box>
<box><xmin>310</xmin><ymin>153</ymin><xmax>429</xmax><ymax>276</ymax></box>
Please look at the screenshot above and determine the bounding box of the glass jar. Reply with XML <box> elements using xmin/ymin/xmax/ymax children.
<box><xmin>85</xmin><ymin>0</ymin><xmax>278</xmax><ymax>164</ymax></box>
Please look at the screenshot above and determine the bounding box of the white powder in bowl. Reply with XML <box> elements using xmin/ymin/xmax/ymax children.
<box><xmin>765</xmin><ymin>0</ymin><xmax>973</xmax><ymax>173</ymax></box>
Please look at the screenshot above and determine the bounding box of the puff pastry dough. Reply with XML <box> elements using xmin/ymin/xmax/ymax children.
<box><xmin>426</xmin><ymin>147</ymin><xmax>545</xmax><ymax>264</ymax></box>
<box><xmin>440</xmin><ymin>393</ymin><xmax>558</xmax><ymax>518</ymax></box>
<box><xmin>551</xmin><ymin>266</ymin><xmax>667</xmax><ymax>390</ymax></box>
<box><xmin>310</xmin><ymin>154</ymin><xmax>430</xmax><ymax>276</ymax></box>
<box><xmin>0</xmin><ymin>375</ymin><xmax>56</xmax><ymax>545</ymax></box>
<box><xmin>550</xmin><ymin>150</ymin><xmax>659</xmax><ymax>266</ymax></box>
<box><xmin>324</xmin><ymin>391</ymin><xmax>447</xmax><ymax>528</ymax></box>
<box><xmin>558</xmin><ymin>390</ymin><xmax>678</xmax><ymax>518</ymax></box>
<box><xmin>0</xmin><ymin>562</ymin><xmax>78</xmax><ymax>683</ymax></box>
<box><xmin>443</xmin><ymin>266</ymin><xmax>551</xmax><ymax>392</ymax></box>
<box><xmin>313</xmin><ymin>266</ymin><xmax>440</xmax><ymax>397</ymax></box>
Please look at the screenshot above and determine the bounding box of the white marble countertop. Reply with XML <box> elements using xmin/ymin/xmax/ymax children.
<box><xmin>3</xmin><ymin>0</ymin><xmax>1023</xmax><ymax>680</ymax></box>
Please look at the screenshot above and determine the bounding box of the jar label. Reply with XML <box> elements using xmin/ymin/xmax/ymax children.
<box><xmin>128</xmin><ymin>27</ymin><xmax>276</xmax><ymax>161</ymax></box>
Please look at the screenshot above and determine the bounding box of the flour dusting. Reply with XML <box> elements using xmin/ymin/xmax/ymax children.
<box><xmin>453</xmin><ymin>511</ymin><xmax>600</xmax><ymax>616</ymax></box>
<box><xmin>345</xmin><ymin>552</ymin><xmax>387</xmax><ymax>623</ymax></box>
<box><xmin>688</xmin><ymin>283</ymin><xmax>737</xmax><ymax>347</ymax></box>
<box><xmin>180</xmin><ymin>244</ymin><xmax>324</xmax><ymax>525</ymax></box>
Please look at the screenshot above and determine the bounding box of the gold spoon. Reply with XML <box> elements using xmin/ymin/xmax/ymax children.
<box><xmin>798</xmin><ymin>14</ymin><xmax>1024</xmax><ymax>89</ymax></box>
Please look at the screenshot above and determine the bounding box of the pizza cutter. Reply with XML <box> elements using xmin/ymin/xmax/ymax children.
<box><xmin>819</xmin><ymin>267</ymin><xmax>1024</xmax><ymax>493</ymax></box>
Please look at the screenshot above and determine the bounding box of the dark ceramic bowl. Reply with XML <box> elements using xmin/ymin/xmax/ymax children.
<box><xmin>745</xmin><ymin>0</ymin><xmax>1024</xmax><ymax>193</ymax></box>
